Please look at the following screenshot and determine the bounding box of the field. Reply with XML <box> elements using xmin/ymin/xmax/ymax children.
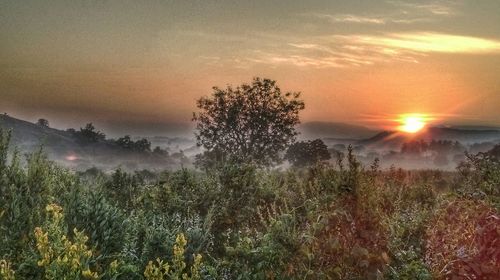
<box><xmin>1</xmin><ymin>128</ymin><xmax>498</xmax><ymax>280</ymax></box>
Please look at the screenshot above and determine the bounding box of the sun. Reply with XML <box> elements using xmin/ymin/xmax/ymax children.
<box><xmin>398</xmin><ymin>114</ymin><xmax>428</xmax><ymax>133</ymax></box>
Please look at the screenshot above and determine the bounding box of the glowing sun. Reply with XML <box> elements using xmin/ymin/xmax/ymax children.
<box><xmin>398</xmin><ymin>114</ymin><xmax>428</xmax><ymax>133</ymax></box>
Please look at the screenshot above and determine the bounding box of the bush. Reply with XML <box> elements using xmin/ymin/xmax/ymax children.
<box><xmin>1</xmin><ymin>125</ymin><xmax>499</xmax><ymax>279</ymax></box>
<box><xmin>425</xmin><ymin>198</ymin><xmax>499</xmax><ymax>278</ymax></box>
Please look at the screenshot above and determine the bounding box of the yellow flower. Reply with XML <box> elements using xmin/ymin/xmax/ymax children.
<box><xmin>0</xmin><ymin>259</ymin><xmax>16</xmax><ymax>280</ymax></box>
<box><xmin>82</xmin><ymin>268</ymin><xmax>98</xmax><ymax>279</ymax></box>
<box><xmin>85</xmin><ymin>250</ymin><xmax>92</xmax><ymax>258</ymax></box>
<box><xmin>110</xmin><ymin>260</ymin><xmax>119</xmax><ymax>271</ymax></box>
<box><xmin>176</xmin><ymin>233</ymin><xmax>187</xmax><ymax>248</ymax></box>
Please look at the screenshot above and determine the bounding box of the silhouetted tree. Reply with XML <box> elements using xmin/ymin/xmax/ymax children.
<box><xmin>153</xmin><ymin>146</ymin><xmax>169</xmax><ymax>156</ymax></box>
<box><xmin>115</xmin><ymin>136</ymin><xmax>151</xmax><ymax>152</ymax></box>
<box><xmin>75</xmin><ymin>123</ymin><xmax>105</xmax><ymax>144</ymax></box>
<box><xmin>115</xmin><ymin>135</ymin><xmax>134</xmax><ymax>149</ymax></box>
<box><xmin>193</xmin><ymin>77</ymin><xmax>305</xmax><ymax>166</ymax></box>
<box><xmin>135</xmin><ymin>138</ymin><xmax>151</xmax><ymax>152</ymax></box>
<box><xmin>285</xmin><ymin>139</ymin><xmax>331</xmax><ymax>167</ymax></box>
<box><xmin>36</xmin><ymin>118</ymin><xmax>49</xmax><ymax>128</ymax></box>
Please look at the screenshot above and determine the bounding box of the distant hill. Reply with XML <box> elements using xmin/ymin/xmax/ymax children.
<box><xmin>299</xmin><ymin>121</ymin><xmax>380</xmax><ymax>139</ymax></box>
<box><xmin>445</xmin><ymin>125</ymin><xmax>500</xmax><ymax>131</ymax></box>
<box><xmin>0</xmin><ymin>114</ymin><xmax>181</xmax><ymax>171</ymax></box>
<box><xmin>0</xmin><ymin>114</ymin><xmax>80</xmax><ymax>154</ymax></box>
<box><xmin>359</xmin><ymin>126</ymin><xmax>500</xmax><ymax>149</ymax></box>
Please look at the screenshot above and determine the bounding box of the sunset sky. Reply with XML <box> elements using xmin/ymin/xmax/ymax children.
<box><xmin>1</xmin><ymin>0</ymin><xmax>500</xmax><ymax>135</ymax></box>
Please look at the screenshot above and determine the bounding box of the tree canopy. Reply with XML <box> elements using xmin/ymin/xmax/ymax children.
<box><xmin>37</xmin><ymin>118</ymin><xmax>49</xmax><ymax>127</ymax></box>
<box><xmin>115</xmin><ymin>135</ymin><xmax>152</xmax><ymax>152</ymax></box>
<box><xmin>193</xmin><ymin>77</ymin><xmax>305</xmax><ymax>166</ymax></box>
<box><xmin>74</xmin><ymin>123</ymin><xmax>106</xmax><ymax>144</ymax></box>
<box><xmin>285</xmin><ymin>139</ymin><xmax>331</xmax><ymax>167</ymax></box>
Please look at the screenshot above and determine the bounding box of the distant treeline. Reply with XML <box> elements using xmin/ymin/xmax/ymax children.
<box><xmin>59</xmin><ymin>122</ymin><xmax>169</xmax><ymax>155</ymax></box>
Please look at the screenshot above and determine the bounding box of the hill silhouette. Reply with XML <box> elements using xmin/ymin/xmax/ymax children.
<box><xmin>359</xmin><ymin>126</ymin><xmax>500</xmax><ymax>149</ymax></box>
<box><xmin>0</xmin><ymin>114</ymin><xmax>180</xmax><ymax>171</ymax></box>
<box><xmin>299</xmin><ymin>121</ymin><xmax>380</xmax><ymax>139</ymax></box>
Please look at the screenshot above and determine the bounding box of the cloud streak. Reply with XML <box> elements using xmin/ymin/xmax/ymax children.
<box><xmin>306</xmin><ymin>1</ymin><xmax>459</xmax><ymax>26</ymax></box>
<box><xmin>187</xmin><ymin>0</ymin><xmax>499</xmax><ymax>70</ymax></box>
<box><xmin>387</xmin><ymin>0</ymin><xmax>459</xmax><ymax>16</ymax></box>
<box><xmin>336</xmin><ymin>32</ymin><xmax>500</xmax><ymax>54</ymax></box>
<box><xmin>309</xmin><ymin>12</ymin><xmax>435</xmax><ymax>25</ymax></box>
<box><xmin>314</xmin><ymin>13</ymin><xmax>386</xmax><ymax>24</ymax></box>
<box><xmin>237</xmin><ymin>32</ymin><xmax>500</xmax><ymax>69</ymax></box>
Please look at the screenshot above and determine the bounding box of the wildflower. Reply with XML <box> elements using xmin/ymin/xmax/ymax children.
<box><xmin>0</xmin><ymin>259</ymin><xmax>16</xmax><ymax>280</ymax></box>
<box><xmin>109</xmin><ymin>260</ymin><xmax>119</xmax><ymax>273</ymax></box>
<box><xmin>82</xmin><ymin>268</ymin><xmax>98</xmax><ymax>279</ymax></box>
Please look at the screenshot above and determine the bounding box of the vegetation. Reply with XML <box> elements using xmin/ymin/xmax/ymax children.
<box><xmin>193</xmin><ymin>77</ymin><xmax>305</xmax><ymax>167</ymax></box>
<box><xmin>285</xmin><ymin>139</ymin><xmax>331</xmax><ymax>167</ymax></box>
<box><xmin>1</xmin><ymin>79</ymin><xmax>499</xmax><ymax>279</ymax></box>
<box><xmin>73</xmin><ymin>123</ymin><xmax>106</xmax><ymax>144</ymax></box>
<box><xmin>36</xmin><ymin>119</ymin><xmax>50</xmax><ymax>128</ymax></box>
<box><xmin>115</xmin><ymin>136</ymin><xmax>152</xmax><ymax>153</ymax></box>
<box><xmin>0</xmin><ymin>125</ymin><xmax>498</xmax><ymax>279</ymax></box>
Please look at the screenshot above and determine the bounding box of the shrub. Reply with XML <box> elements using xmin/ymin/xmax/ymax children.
<box><xmin>34</xmin><ymin>203</ymin><xmax>98</xmax><ymax>279</ymax></box>
<box><xmin>285</xmin><ymin>139</ymin><xmax>331</xmax><ymax>168</ymax></box>
<box><xmin>143</xmin><ymin>234</ymin><xmax>203</xmax><ymax>280</ymax></box>
<box><xmin>425</xmin><ymin>198</ymin><xmax>499</xmax><ymax>278</ymax></box>
<box><xmin>0</xmin><ymin>259</ymin><xmax>16</xmax><ymax>280</ymax></box>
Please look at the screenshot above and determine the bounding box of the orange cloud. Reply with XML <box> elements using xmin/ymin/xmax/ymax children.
<box><xmin>349</xmin><ymin>32</ymin><xmax>500</xmax><ymax>54</ymax></box>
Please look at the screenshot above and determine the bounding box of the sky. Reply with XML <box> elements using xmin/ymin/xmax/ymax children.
<box><xmin>1</xmin><ymin>0</ymin><xmax>500</xmax><ymax>136</ymax></box>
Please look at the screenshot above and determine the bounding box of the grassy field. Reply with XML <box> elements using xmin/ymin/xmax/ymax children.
<box><xmin>0</xmin><ymin>128</ymin><xmax>499</xmax><ymax>279</ymax></box>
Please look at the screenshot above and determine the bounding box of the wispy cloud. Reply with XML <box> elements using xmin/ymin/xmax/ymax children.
<box><xmin>387</xmin><ymin>0</ymin><xmax>459</xmax><ymax>16</ymax></box>
<box><xmin>237</xmin><ymin>32</ymin><xmax>500</xmax><ymax>69</ymax></box>
<box><xmin>314</xmin><ymin>14</ymin><xmax>386</xmax><ymax>24</ymax></box>
<box><xmin>335</xmin><ymin>32</ymin><xmax>500</xmax><ymax>54</ymax></box>
<box><xmin>184</xmin><ymin>11</ymin><xmax>500</xmax><ymax>70</ymax></box>
<box><xmin>306</xmin><ymin>12</ymin><xmax>428</xmax><ymax>25</ymax></box>
<box><xmin>305</xmin><ymin>1</ymin><xmax>459</xmax><ymax>26</ymax></box>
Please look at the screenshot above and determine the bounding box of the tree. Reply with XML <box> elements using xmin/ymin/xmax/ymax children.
<box><xmin>285</xmin><ymin>139</ymin><xmax>331</xmax><ymax>167</ymax></box>
<box><xmin>115</xmin><ymin>135</ymin><xmax>133</xmax><ymax>149</ymax></box>
<box><xmin>153</xmin><ymin>146</ymin><xmax>169</xmax><ymax>156</ymax></box>
<box><xmin>37</xmin><ymin>118</ymin><xmax>49</xmax><ymax>128</ymax></box>
<box><xmin>115</xmin><ymin>136</ymin><xmax>151</xmax><ymax>152</ymax></box>
<box><xmin>75</xmin><ymin>123</ymin><xmax>105</xmax><ymax>144</ymax></box>
<box><xmin>134</xmin><ymin>138</ymin><xmax>151</xmax><ymax>152</ymax></box>
<box><xmin>193</xmin><ymin>77</ymin><xmax>305</xmax><ymax>166</ymax></box>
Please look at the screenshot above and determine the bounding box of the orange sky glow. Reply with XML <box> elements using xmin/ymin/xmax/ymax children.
<box><xmin>1</xmin><ymin>0</ymin><xmax>499</xmax><ymax>135</ymax></box>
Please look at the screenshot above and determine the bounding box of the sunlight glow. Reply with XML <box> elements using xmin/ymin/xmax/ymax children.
<box><xmin>398</xmin><ymin>114</ymin><xmax>428</xmax><ymax>133</ymax></box>
<box><xmin>65</xmin><ymin>155</ymin><xmax>78</xmax><ymax>161</ymax></box>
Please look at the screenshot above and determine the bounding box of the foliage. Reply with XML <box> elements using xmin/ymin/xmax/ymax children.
<box><xmin>34</xmin><ymin>203</ymin><xmax>98</xmax><ymax>279</ymax></box>
<box><xmin>103</xmin><ymin>168</ymin><xmax>146</xmax><ymax>211</ymax></box>
<box><xmin>193</xmin><ymin>77</ymin><xmax>304</xmax><ymax>167</ymax></box>
<box><xmin>115</xmin><ymin>136</ymin><xmax>152</xmax><ymax>152</ymax></box>
<box><xmin>153</xmin><ymin>146</ymin><xmax>169</xmax><ymax>157</ymax></box>
<box><xmin>64</xmin><ymin>191</ymin><xmax>128</xmax><ymax>265</ymax></box>
<box><xmin>143</xmin><ymin>234</ymin><xmax>203</xmax><ymax>280</ymax></box>
<box><xmin>37</xmin><ymin>119</ymin><xmax>50</xmax><ymax>128</ymax></box>
<box><xmin>0</xmin><ymin>259</ymin><xmax>16</xmax><ymax>280</ymax></box>
<box><xmin>74</xmin><ymin>123</ymin><xmax>106</xmax><ymax>144</ymax></box>
<box><xmin>456</xmin><ymin>150</ymin><xmax>500</xmax><ymax>207</ymax></box>
<box><xmin>1</xmin><ymin>125</ymin><xmax>499</xmax><ymax>279</ymax></box>
<box><xmin>285</xmin><ymin>139</ymin><xmax>331</xmax><ymax>167</ymax></box>
<box><xmin>425</xmin><ymin>198</ymin><xmax>499</xmax><ymax>278</ymax></box>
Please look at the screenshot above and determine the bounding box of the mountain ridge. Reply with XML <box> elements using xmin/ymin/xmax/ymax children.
<box><xmin>358</xmin><ymin>126</ymin><xmax>500</xmax><ymax>149</ymax></box>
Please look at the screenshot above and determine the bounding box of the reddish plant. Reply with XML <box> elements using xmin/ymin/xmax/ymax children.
<box><xmin>425</xmin><ymin>198</ymin><xmax>499</xmax><ymax>279</ymax></box>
